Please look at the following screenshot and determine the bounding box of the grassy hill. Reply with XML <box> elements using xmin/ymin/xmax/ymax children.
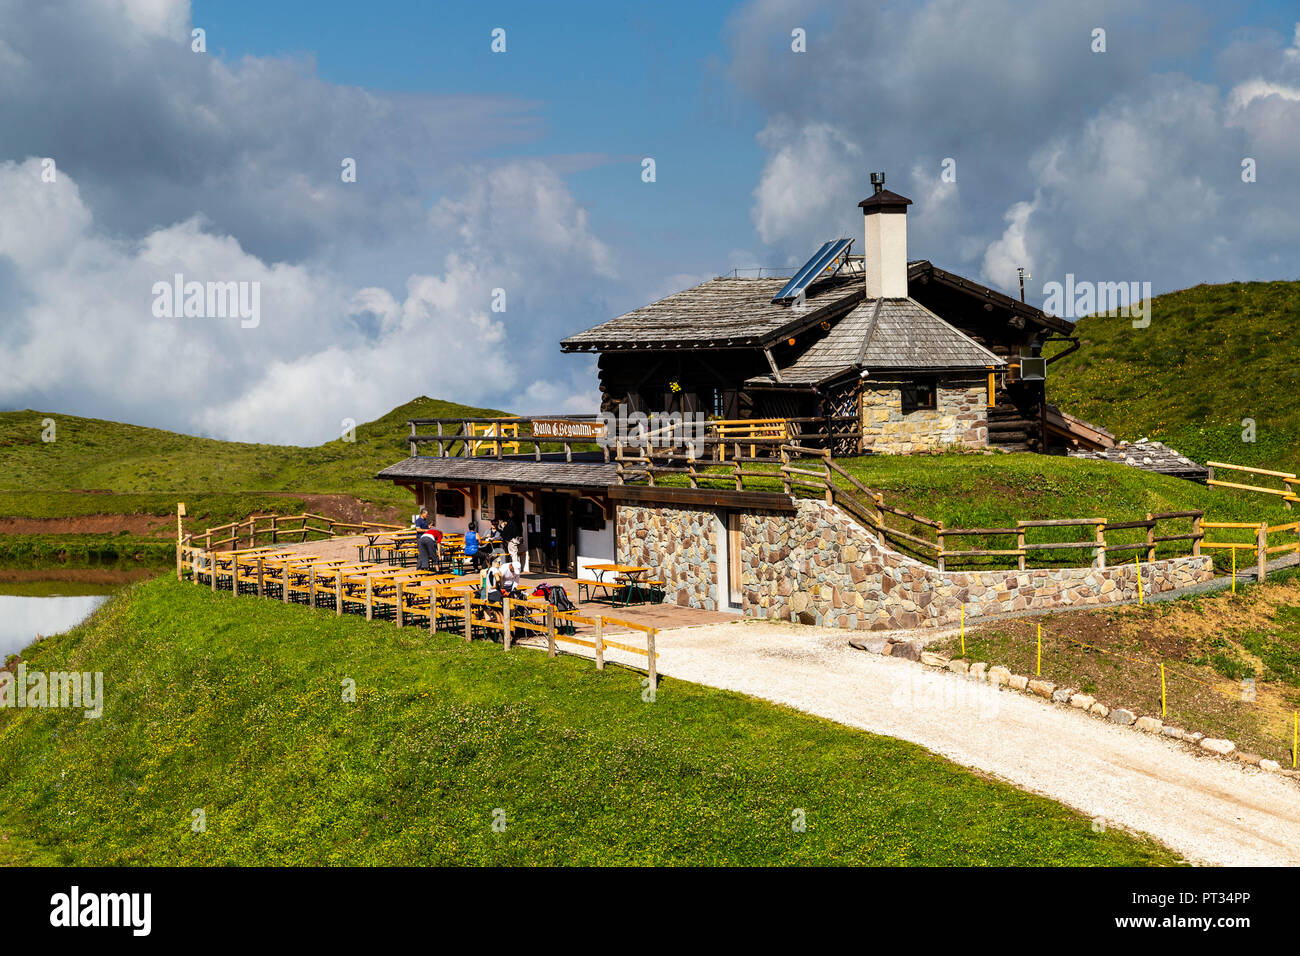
<box><xmin>0</xmin><ymin>397</ymin><xmax>505</xmax><ymax>568</ymax></box>
<box><xmin>1048</xmin><ymin>280</ymin><xmax>1300</xmax><ymax>471</ymax></box>
<box><xmin>0</xmin><ymin>578</ymin><xmax>1179</xmax><ymax>866</ymax></box>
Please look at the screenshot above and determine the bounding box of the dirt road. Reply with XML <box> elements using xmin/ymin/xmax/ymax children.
<box><xmin>595</xmin><ymin>618</ymin><xmax>1300</xmax><ymax>866</ymax></box>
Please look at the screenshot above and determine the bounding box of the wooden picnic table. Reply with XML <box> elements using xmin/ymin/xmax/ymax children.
<box><xmin>586</xmin><ymin>563</ymin><xmax>652</xmax><ymax>605</ymax></box>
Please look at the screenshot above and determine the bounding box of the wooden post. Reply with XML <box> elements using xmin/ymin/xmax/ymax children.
<box><xmin>734</xmin><ymin>454</ymin><xmax>743</xmax><ymax>491</ymax></box>
<box><xmin>546</xmin><ymin>605</ymin><xmax>557</xmax><ymax>658</ymax></box>
<box><xmin>282</xmin><ymin>564</ymin><xmax>290</xmax><ymax>603</ymax></box>
<box><xmin>1192</xmin><ymin>513</ymin><xmax>1203</xmax><ymax>557</ymax></box>
<box><xmin>646</xmin><ymin>627</ymin><xmax>657</xmax><ymax>690</ymax></box>
<box><xmin>309</xmin><ymin>566</ymin><xmax>317</xmax><ymax>609</ymax></box>
<box><xmin>211</xmin><ymin>553</ymin><xmax>218</xmax><ymax>593</ymax></box>
<box><xmin>936</xmin><ymin>524</ymin><xmax>945</xmax><ymax>572</ymax></box>
<box><xmin>1145</xmin><ymin>512</ymin><xmax>1156</xmax><ymax>563</ymax></box>
<box><xmin>594</xmin><ymin>616</ymin><xmax>605</xmax><ymax>670</ymax></box>
<box><xmin>503</xmin><ymin>598</ymin><xmax>512</xmax><ymax>650</ymax></box>
<box><xmin>176</xmin><ymin>542</ymin><xmax>183</xmax><ymax>582</ymax></box>
<box><xmin>464</xmin><ymin>597</ymin><xmax>473</xmax><ymax>641</ymax></box>
<box><xmin>396</xmin><ymin>581</ymin><xmax>404</xmax><ymax>627</ymax></box>
<box><xmin>256</xmin><ymin>558</ymin><xmax>264</xmax><ymax>598</ymax></box>
<box><xmin>1258</xmin><ymin>522</ymin><xmax>1269</xmax><ymax>582</ymax></box>
<box><xmin>191</xmin><ymin>547</ymin><xmax>200</xmax><ymax>586</ymax></box>
<box><xmin>780</xmin><ymin>446</ymin><xmax>792</xmax><ymax>496</ymax></box>
<box><xmin>271</xmin><ymin>515</ymin><xmax>278</xmax><ymax>545</ymax></box>
<box><xmin>335</xmin><ymin>574</ymin><xmax>343</xmax><ymax>616</ymax></box>
<box><xmin>1017</xmin><ymin>521</ymin><xmax>1027</xmax><ymax>572</ymax></box>
<box><xmin>823</xmin><ymin>449</ymin><xmax>833</xmax><ymax>505</ymax></box>
<box><xmin>365</xmin><ymin>577</ymin><xmax>373</xmax><ymax>621</ymax></box>
<box><xmin>1095</xmin><ymin>521</ymin><xmax>1107</xmax><ymax>569</ymax></box>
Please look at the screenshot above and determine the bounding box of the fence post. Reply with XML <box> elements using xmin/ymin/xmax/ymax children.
<box><xmin>734</xmin><ymin>454</ymin><xmax>743</xmax><ymax>491</ymax></box>
<box><xmin>428</xmin><ymin>586</ymin><xmax>437</xmax><ymax>633</ymax></box>
<box><xmin>1258</xmin><ymin>522</ymin><xmax>1269</xmax><ymax>582</ymax></box>
<box><xmin>211</xmin><ymin>554</ymin><xmax>218</xmax><ymax>593</ymax></box>
<box><xmin>936</xmin><ymin>524</ymin><xmax>945</xmax><ymax>573</ymax></box>
<box><xmin>365</xmin><ymin>577</ymin><xmax>374</xmax><ymax>621</ymax></box>
<box><xmin>1095</xmin><ymin>521</ymin><xmax>1107</xmax><ymax>569</ymax></box>
<box><xmin>464</xmin><ymin>597</ymin><xmax>473</xmax><ymax>641</ymax></box>
<box><xmin>1145</xmin><ymin>512</ymin><xmax>1156</xmax><ymax>563</ymax></box>
<box><xmin>503</xmin><ymin>598</ymin><xmax>512</xmax><ymax>650</ymax></box>
<box><xmin>256</xmin><ymin>558</ymin><xmax>264</xmax><ymax>598</ymax></box>
<box><xmin>176</xmin><ymin>542</ymin><xmax>183</xmax><ymax>582</ymax></box>
<box><xmin>271</xmin><ymin>515</ymin><xmax>278</xmax><ymax>545</ymax></box>
<box><xmin>822</xmin><ymin>449</ymin><xmax>833</xmax><ymax>505</ymax></box>
<box><xmin>1017</xmin><ymin>521</ymin><xmax>1027</xmax><ymax>572</ymax></box>
<box><xmin>647</xmin><ymin>627</ymin><xmax>657</xmax><ymax>690</ymax></box>
<box><xmin>594</xmin><ymin>616</ymin><xmax>605</xmax><ymax>670</ymax></box>
<box><xmin>335</xmin><ymin>574</ymin><xmax>343</xmax><ymax>616</ymax></box>
<box><xmin>1192</xmin><ymin>513</ymin><xmax>1202</xmax><ymax>557</ymax></box>
<box><xmin>396</xmin><ymin>581</ymin><xmax>404</xmax><ymax>627</ymax></box>
<box><xmin>282</xmin><ymin>564</ymin><xmax>290</xmax><ymax>603</ymax></box>
<box><xmin>546</xmin><ymin>606</ymin><xmax>557</xmax><ymax>658</ymax></box>
<box><xmin>309</xmin><ymin>566</ymin><xmax>317</xmax><ymax>609</ymax></box>
<box><xmin>780</xmin><ymin>446</ymin><xmax>792</xmax><ymax>496</ymax></box>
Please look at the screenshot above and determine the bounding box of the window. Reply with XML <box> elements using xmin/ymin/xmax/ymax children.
<box><xmin>435</xmin><ymin>490</ymin><xmax>465</xmax><ymax>517</ymax></box>
<box><xmin>710</xmin><ymin>387</ymin><xmax>737</xmax><ymax>419</ymax></box>
<box><xmin>900</xmin><ymin>381</ymin><xmax>937</xmax><ymax>414</ymax></box>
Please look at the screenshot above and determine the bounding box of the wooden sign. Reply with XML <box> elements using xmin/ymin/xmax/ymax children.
<box><xmin>531</xmin><ymin>418</ymin><xmax>606</xmax><ymax>440</ymax></box>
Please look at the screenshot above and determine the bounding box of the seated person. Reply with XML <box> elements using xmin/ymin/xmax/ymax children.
<box><xmin>464</xmin><ymin>522</ymin><xmax>483</xmax><ymax>570</ymax></box>
<box><xmin>414</xmin><ymin>507</ymin><xmax>442</xmax><ymax>571</ymax></box>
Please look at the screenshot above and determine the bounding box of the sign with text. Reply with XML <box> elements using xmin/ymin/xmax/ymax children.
<box><xmin>531</xmin><ymin>418</ymin><xmax>606</xmax><ymax>440</ymax></box>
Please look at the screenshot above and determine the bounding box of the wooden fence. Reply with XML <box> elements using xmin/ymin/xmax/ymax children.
<box><xmin>612</xmin><ymin>441</ymin><xmax>1210</xmax><ymax>573</ymax></box>
<box><xmin>1207</xmin><ymin>461</ymin><xmax>1297</xmax><ymax>509</ymax></box>
<box><xmin>176</xmin><ymin>545</ymin><xmax>658</xmax><ymax>684</ymax></box>
<box><xmin>183</xmin><ymin>513</ymin><xmax>404</xmax><ymax>553</ymax></box>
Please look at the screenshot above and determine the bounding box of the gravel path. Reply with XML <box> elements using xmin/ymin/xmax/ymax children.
<box><xmin>591</xmin><ymin>618</ymin><xmax>1300</xmax><ymax>866</ymax></box>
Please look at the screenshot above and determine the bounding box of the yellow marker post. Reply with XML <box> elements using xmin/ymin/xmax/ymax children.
<box><xmin>1036</xmin><ymin>623</ymin><xmax>1042</xmax><ymax>677</ymax></box>
<box><xmin>1135</xmin><ymin>554</ymin><xmax>1143</xmax><ymax>605</ymax></box>
<box><xmin>1160</xmin><ymin>664</ymin><xmax>1167</xmax><ymax>718</ymax></box>
<box><xmin>960</xmin><ymin>605</ymin><xmax>965</xmax><ymax>657</ymax></box>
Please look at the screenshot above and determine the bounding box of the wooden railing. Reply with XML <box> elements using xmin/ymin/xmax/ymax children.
<box><xmin>1207</xmin><ymin>461</ymin><xmax>1297</xmax><ymax>509</ymax></box>
<box><xmin>175</xmin><ymin>547</ymin><xmax>658</xmax><ymax>684</ymax></box>
<box><xmin>184</xmin><ymin>513</ymin><xmax>404</xmax><ymax>553</ymax></box>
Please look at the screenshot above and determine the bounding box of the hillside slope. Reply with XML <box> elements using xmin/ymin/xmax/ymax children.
<box><xmin>1048</xmin><ymin>280</ymin><xmax>1300</xmax><ymax>470</ymax></box>
<box><xmin>0</xmin><ymin>579</ymin><xmax>1178</xmax><ymax>866</ymax></box>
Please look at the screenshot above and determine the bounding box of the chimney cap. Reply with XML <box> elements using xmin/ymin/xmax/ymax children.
<box><xmin>858</xmin><ymin>188</ymin><xmax>913</xmax><ymax>213</ymax></box>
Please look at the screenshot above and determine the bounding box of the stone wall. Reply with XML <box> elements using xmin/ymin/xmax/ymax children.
<box><xmin>861</xmin><ymin>380</ymin><xmax>988</xmax><ymax>453</ymax></box>
<box><xmin>615</xmin><ymin>505</ymin><xmax>719</xmax><ymax>610</ymax></box>
<box><xmin>741</xmin><ymin>500</ymin><xmax>1214</xmax><ymax>631</ymax></box>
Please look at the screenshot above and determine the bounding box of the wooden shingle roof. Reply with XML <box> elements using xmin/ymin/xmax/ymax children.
<box><xmin>746</xmin><ymin>297</ymin><xmax>1004</xmax><ymax>386</ymax></box>
<box><xmin>559</xmin><ymin>275</ymin><xmax>864</xmax><ymax>351</ymax></box>
<box><xmin>376</xmin><ymin>456</ymin><xmax>618</xmax><ymax>489</ymax></box>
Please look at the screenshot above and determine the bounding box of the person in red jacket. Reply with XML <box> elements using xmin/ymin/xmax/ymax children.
<box><xmin>415</xmin><ymin>507</ymin><xmax>442</xmax><ymax>570</ymax></box>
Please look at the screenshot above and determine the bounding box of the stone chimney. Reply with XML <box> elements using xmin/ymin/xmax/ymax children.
<box><xmin>859</xmin><ymin>172</ymin><xmax>912</xmax><ymax>299</ymax></box>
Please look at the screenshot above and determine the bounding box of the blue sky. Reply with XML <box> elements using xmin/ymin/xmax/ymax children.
<box><xmin>3</xmin><ymin>0</ymin><xmax>1300</xmax><ymax>442</ymax></box>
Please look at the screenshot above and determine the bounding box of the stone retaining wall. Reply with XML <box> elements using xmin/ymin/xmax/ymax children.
<box><xmin>742</xmin><ymin>500</ymin><xmax>1214</xmax><ymax>631</ymax></box>
<box><xmin>615</xmin><ymin>505</ymin><xmax>719</xmax><ymax>610</ymax></box>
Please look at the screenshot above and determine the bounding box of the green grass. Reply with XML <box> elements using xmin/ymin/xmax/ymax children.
<box><xmin>0</xmin><ymin>578</ymin><xmax>1180</xmax><ymax>866</ymax></box>
<box><xmin>930</xmin><ymin>571</ymin><xmax>1300</xmax><ymax>763</ymax></box>
<box><xmin>1048</xmin><ymin>280</ymin><xmax>1300</xmax><ymax>471</ymax></box>
<box><xmin>0</xmin><ymin>396</ymin><xmax>506</xmax><ymax>511</ymax></box>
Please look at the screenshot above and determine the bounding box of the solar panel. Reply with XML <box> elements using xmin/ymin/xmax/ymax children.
<box><xmin>771</xmin><ymin>238</ymin><xmax>853</xmax><ymax>304</ymax></box>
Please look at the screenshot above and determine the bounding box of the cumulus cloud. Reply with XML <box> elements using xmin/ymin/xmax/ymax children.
<box><xmin>730</xmin><ymin>1</ymin><xmax>1300</xmax><ymax>302</ymax></box>
<box><xmin>0</xmin><ymin>0</ymin><xmax>619</xmax><ymax>442</ymax></box>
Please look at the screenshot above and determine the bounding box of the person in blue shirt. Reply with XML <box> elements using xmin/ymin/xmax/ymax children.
<box><xmin>464</xmin><ymin>521</ymin><xmax>482</xmax><ymax>570</ymax></box>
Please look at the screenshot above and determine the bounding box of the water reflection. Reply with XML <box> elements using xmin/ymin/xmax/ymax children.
<box><xmin>0</xmin><ymin>594</ymin><xmax>108</xmax><ymax>660</ymax></box>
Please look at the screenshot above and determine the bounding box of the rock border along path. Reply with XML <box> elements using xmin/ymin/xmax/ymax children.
<box><xmin>593</xmin><ymin>618</ymin><xmax>1300</xmax><ymax>866</ymax></box>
